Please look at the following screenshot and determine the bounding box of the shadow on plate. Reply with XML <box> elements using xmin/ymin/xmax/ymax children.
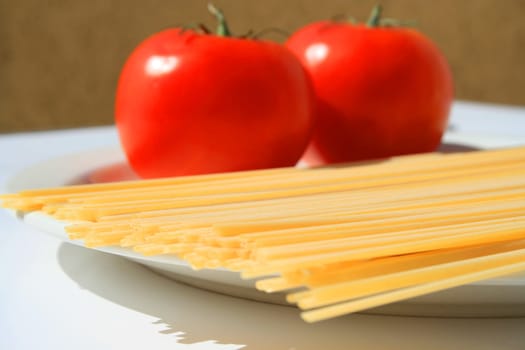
<box><xmin>56</xmin><ymin>243</ymin><xmax>364</xmax><ymax>349</ymax></box>
<box><xmin>437</xmin><ymin>143</ymin><xmax>479</xmax><ymax>153</ymax></box>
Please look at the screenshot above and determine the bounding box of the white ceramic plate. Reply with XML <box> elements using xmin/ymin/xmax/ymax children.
<box><xmin>7</xmin><ymin>133</ymin><xmax>525</xmax><ymax>317</ymax></box>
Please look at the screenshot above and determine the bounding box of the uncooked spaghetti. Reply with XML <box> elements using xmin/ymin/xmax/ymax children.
<box><xmin>2</xmin><ymin>146</ymin><xmax>525</xmax><ymax>322</ymax></box>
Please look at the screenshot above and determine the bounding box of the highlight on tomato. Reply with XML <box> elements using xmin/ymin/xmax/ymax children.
<box><xmin>115</xmin><ymin>4</ymin><xmax>315</xmax><ymax>178</ymax></box>
<box><xmin>286</xmin><ymin>5</ymin><xmax>454</xmax><ymax>165</ymax></box>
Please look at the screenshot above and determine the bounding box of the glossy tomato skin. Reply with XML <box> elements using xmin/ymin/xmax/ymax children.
<box><xmin>115</xmin><ymin>29</ymin><xmax>315</xmax><ymax>178</ymax></box>
<box><xmin>286</xmin><ymin>22</ymin><xmax>453</xmax><ymax>165</ymax></box>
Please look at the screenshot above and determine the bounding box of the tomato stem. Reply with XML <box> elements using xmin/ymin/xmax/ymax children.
<box><xmin>366</xmin><ymin>4</ymin><xmax>383</xmax><ymax>27</ymax></box>
<box><xmin>207</xmin><ymin>3</ymin><xmax>232</xmax><ymax>36</ymax></box>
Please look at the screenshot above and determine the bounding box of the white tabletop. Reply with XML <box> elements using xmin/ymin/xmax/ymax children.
<box><xmin>1</xmin><ymin>101</ymin><xmax>525</xmax><ymax>350</ymax></box>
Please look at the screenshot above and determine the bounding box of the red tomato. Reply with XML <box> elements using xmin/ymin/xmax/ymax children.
<box><xmin>286</xmin><ymin>10</ymin><xmax>453</xmax><ymax>165</ymax></box>
<box><xmin>115</xmin><ymin>28</ymin><xmax>314</xmax><ymax>178</ymax></box>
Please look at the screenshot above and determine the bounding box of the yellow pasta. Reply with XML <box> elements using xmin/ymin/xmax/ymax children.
<box><xmin>2</xmin><ymin>145</ymin><xmax>525</xmax><ymax>322</ymax></box>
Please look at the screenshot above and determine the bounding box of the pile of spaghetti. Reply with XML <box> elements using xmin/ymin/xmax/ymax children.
<box><xmin>2</xmin><ymin>146</ymin><xmax>525</xmax><ymax>322</ymax></box>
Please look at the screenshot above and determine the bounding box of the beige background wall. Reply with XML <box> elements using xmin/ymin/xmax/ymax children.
<box><xmin>1</xmin><ymin>0</ymin><xmax>524</xmax><ymax>133</ymax></box>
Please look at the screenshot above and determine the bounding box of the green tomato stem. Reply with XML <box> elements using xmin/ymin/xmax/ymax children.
<box><xmin>366</xmin><ymin>4</ymin><xmax>383</xmax><ymax>27</ymax></box>
<box><xmin>207</xmin><ymin>3</ymin><xmax>232</xmax><ymax>36</ymax></box>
